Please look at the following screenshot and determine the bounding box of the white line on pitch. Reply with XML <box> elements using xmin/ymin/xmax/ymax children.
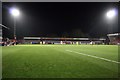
<box><xmin>66</xmin><ymin>50</ymin><xmax>120</xmax><ymax>64</ymax></box>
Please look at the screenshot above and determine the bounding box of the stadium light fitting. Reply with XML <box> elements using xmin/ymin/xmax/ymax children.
<box><xmin>10</xmin><ymin>8</ymin><xmax>20</xmax><ymax>17</ymax></box>
<box><xmin>106</xmin><ymin>9</ymin><xmax>117</xmax><ymax>19</ymax></box>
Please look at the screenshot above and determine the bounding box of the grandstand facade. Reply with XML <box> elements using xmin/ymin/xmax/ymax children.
<box><xmin>107</xmin><ymin>33</ymin><xmax>120</xmax><ymax>45</ymax></box>
<box><xmin>23</xmin><ymin>37</ymin><xmax>106</xmax><ymax>45</ymax></box>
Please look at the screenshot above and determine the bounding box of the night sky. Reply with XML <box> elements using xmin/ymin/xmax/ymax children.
<box><xmin>2</xmin><ymin>2</ymin><xmax>118</xmax><ymax>39</ymax></box>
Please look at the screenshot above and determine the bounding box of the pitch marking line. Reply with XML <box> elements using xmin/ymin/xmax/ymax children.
<box><xmin>66</xmin><ymin>50</ymin><xmax>120</xmax><ymax>64</ymax></box>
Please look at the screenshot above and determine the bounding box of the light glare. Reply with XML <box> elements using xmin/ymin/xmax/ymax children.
<box><xmin>10</xmin><ymin>8</ymin><xmax>20</xmax><ymax>17</ymax></box>
<box><xmin>106</xmin><ymin>9</ymin><xmax>116</xmax><ymax>19</ymax></box>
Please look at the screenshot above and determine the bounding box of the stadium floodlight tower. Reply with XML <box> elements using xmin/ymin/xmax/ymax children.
<box><xmin>106</xmin><ymin>9</ymin><xmax>117</xmax><ymax>34</ymax></box>
<box><xmin>10</xmin><ymin>7</ymin><xmax>20</xmax><ymax>40</ymax></box>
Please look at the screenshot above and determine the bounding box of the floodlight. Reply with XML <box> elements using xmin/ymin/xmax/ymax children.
<box><xmin>106</xmin><ymin>9</ymin><xmax>117</xmax><ymax>19</ymax></box>
<box><xmin>10</xmin><ymin>8</ymin><xmax>20</xmax><ymax>17</ymax></box>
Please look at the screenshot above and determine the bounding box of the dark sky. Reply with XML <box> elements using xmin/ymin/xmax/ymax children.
<box><xmin>2</xmin><ymin>2</ymin><xmax>118</xmax><ymax>39</ymax></box>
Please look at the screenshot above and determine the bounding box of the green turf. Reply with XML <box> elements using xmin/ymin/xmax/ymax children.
<box><xmin>2</xmin><ymin>45</ymin><xmax>118</xmax><ymax>78</ymax></box>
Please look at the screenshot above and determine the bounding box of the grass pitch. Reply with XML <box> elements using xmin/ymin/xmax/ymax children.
<box><xmin>2</xmin><ymin>45</ymin><xmax>118</xmax><ymax>78</ymax></box>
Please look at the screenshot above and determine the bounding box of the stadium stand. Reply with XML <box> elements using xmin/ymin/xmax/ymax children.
<box><xmin>107</xmin><ymin>33</ymin><xmax>120</xmax><ymax>45</ymax></box>
<box><xmin>23</xmin><ymin>37</ymin><xmax>106</xmax><ymax>45</ymax></box>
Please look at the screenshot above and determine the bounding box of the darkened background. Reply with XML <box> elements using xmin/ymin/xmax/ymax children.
<box><xmin>2</xmin><ymin>2</ymin><xmax>118</xmax><ymax>39</ymax></box>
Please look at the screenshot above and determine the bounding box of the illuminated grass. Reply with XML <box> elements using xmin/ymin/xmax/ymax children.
<box><xmin>2</xmin><ymin>45</ymin><xmax>118</xmax><ymax>78</ymax></box>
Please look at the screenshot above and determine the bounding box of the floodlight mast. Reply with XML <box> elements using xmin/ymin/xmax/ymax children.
<box><xmin>14</xmin><ymin>17</ymin><xmax>16</xmax><ymax>40</ymax></box>
<box><xmin>10</xmin><ymin>8</ymin><xmax>20</xmax><ymax>41</ymax></box>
